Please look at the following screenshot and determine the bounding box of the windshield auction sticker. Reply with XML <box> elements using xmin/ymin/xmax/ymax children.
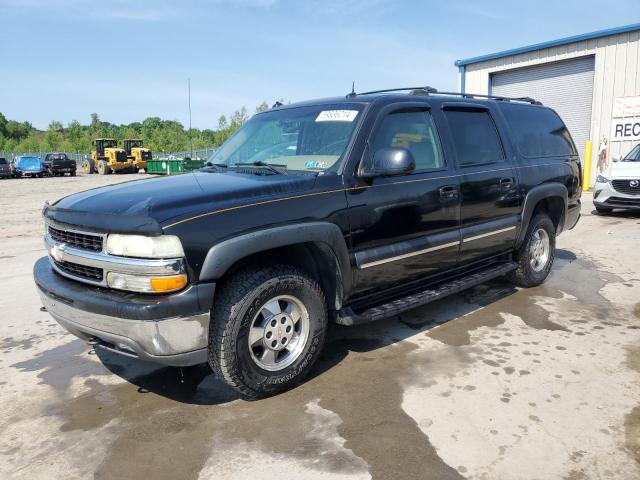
<box><xmin>315</xmin><ymin>110</ymin><xmax>359</xmax><ymax>122</ymax></box>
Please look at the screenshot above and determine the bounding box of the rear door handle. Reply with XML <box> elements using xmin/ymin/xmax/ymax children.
<box><xmin>500</xmin><ymin>177</ymin><xmax>514</xmax><ymax>190</ymax></box>
<box><xmin>439</xmin><ymin>185</ymin><xmax>459</xmax><ymax>200</ymax></box>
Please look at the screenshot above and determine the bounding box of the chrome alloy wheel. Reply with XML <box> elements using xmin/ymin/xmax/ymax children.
<box><xmin>529</xmin><ymin>228</ymin><xmax>550</xmax><ymax>273</ymax></box>
<box><xmin>248</xmin><ymin>295</ymin><xmax>310</xmax><ymax>372</ymax></box>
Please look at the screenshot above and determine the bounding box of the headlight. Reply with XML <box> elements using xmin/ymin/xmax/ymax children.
<box><xmin>596</xmin><ymin>175</ymin><xmax>609</xmax><ymax>183</ymax></box>
<box><xmin>107</xmin><ymin>272</ymin><xmax>187</xmax><ymax>293</ymax></box>
<box><xmin>106</xmin><ymin>234</ymin><xmax>184</xmax><ymax>258</ymax></box>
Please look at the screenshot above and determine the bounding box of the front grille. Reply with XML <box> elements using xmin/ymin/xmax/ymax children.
<box><xmin>607</xmin><ymin>196</ymin><xmax>640</xmax><ymax>206</ymax></box>
<box><xmin>53</xmin><ymin>259</ymin><xmax>103</xmax><ymax>281</ymax></box>
<box><xmin>612</xmin><ymin>179</ymin><xmax>640</xmax><ymax>195</ymax></box>
<box><xmin>48</xmin><ymin>226</ymin><xmax>103</xmax><ymax>251</ymax></box>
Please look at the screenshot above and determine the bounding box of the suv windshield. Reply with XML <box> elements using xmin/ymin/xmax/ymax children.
<box><xmin>623</xmin><ymin>144</ymin><xmax>640</xmax><ymax>162</ymax></box>
<box><xmin>207</xmin><ymin>104</ymin><xmax>364</xmax><ymax>172</ymax></box>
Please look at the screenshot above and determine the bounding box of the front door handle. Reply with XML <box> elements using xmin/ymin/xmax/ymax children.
<box><xmin>500</xmin><ymin>177</ymin><xmax>514</xmax><ymax>191</ymax></box>
<box><xmin>439</xmin><ymin>185</ymin><xmax>459</xmax><ymax>200</ymax></box>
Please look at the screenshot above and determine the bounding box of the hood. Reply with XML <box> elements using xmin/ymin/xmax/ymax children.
<box><xmin>17</xmin><ymin>164</ymin><xmax>43</xmax><ymax>171</ymax></box>
<box><xmin>607</xmin><ymin>161</ymin><xmax>640</xmax><ymax>179</ymax></box>
<box><xmin>46</xmin><ymin>171</ymin><xmax>317</xmax><ymax>234</ymax></box>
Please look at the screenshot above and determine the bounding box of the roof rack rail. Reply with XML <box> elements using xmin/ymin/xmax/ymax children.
<box><xmin>345</xmin><ymin>86</ymin><xmax>541</xmax><ymax>105</ymax></box>
<box><xmin>346</xmin><ymin>86</ymin><xmax>438</xmax><ymax>98</ymax></box>
<box><xmin>434</xmin><ymin>91</ymin><xmax>542</xmax><ymax>105</ymax></box>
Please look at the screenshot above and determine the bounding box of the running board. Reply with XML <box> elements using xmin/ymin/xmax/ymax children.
<box><xmin>336</xmin><ymin>262</ymin><xmax>518</xmax><ymax>326</ymax></box>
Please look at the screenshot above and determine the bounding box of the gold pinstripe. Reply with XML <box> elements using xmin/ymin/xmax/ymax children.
<box><xmin>164</xmin><ymin>186</ymin><xmax>367</xmax><ymax>229</ymax></box>
<box><xmin>163</xmin><ymin>162</ymin><xmax>566</xmax><ymax>229</ymax></box>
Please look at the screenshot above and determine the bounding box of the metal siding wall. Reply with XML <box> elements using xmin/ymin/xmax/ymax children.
<box><xmin>490</xmin><ymin>56</ymin><xmax>595</xmax><ymax>161</ymax></box>
<box><xmin>462</xmin><ymin>30</ymin><xmax>640</xmax><ymax>186</ymax></box>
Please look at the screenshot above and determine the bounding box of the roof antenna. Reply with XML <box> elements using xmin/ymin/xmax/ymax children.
<box><xmin>346</xmin><ymin>81</ymin><xmax>356</xmax><ymax>98</ymax></box>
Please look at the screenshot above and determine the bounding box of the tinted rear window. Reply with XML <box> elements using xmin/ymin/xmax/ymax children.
<box><xmin>444</xmin><ymin>110</ymin><xmax>505</xmax><ymax>166</ymax></box>
<box><xmin>499</xmin><ymin>104</ymin><xmax>576</xmax><ymax>157</ymax></box>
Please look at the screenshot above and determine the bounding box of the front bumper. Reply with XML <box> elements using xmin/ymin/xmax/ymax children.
<box><xmin>593</xmin><ymin>181</ymin><xmax>640</xmax><ymax>210</ymax></box>
<box><xmin>34</xmin><ymin>257</ymin><xmax>215</xmax><ymax>366</ymax></box>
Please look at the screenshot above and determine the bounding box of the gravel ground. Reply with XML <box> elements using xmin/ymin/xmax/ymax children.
<box><xmin>0</xmin><ymin>173</ymin><xmax>639</xmax><ymax>480</ymax></box>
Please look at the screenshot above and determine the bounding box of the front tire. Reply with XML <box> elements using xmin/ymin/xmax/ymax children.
<box><xmin>508</xmin><ymin>213</ymin><xmax>556</xmax><ymax>288</ymax></box>
<box><xmin>97</xmin><ymin>160</ymin><xmax>111</xmax><ymax>175</ymax></box>
<box><xmin>208</xmin><ymin>265</ymin><xmax>328</xmax><ymax>399</ymax></box>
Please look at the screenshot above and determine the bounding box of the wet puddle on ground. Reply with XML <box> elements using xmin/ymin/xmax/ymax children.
<box><xmin>6</xmin><ymin>251</ymin><xmax>640</xmax><ymax>479</ymax></box>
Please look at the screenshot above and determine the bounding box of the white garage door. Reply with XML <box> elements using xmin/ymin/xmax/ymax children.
<box><xmin>491</xmin><ymin>56</ymin><xmax>595</xmax><ymax>160</ymax></box>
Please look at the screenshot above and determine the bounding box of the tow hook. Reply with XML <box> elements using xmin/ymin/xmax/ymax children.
<box><xmin>87</xmin><ymin>337</ymin><xmax>100</xmax><ymax>355</ymax></box>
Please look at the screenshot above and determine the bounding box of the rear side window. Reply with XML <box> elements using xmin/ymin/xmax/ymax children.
<box><xmin>444</xmin><ymin>110</ymin><xmax>505</xmax><ymax>166</ymax></box>
<box><xmin>371</xmin><ymin>109</ymin><xmax>444</xmax><ymax>171</ymax></box>
<box><xmin>500</xmin><ymin>104</ymin><xmax>576</xmax><ymax>157</ymax></box>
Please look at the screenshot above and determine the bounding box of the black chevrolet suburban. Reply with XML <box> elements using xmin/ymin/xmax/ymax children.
<box><xmin>34</xmin><ymin>88</ymin><xmax>581</xmax><ymax>398</ymax></box>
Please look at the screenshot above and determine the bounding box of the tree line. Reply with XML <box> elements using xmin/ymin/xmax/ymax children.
<box><xmin>0</xmin><ymin>102</ymin><xmax>271</xmax><ymax>154</ymax></box>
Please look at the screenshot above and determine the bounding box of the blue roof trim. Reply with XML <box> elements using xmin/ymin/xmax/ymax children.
<box><xmin>455</xmin><ymin>23</ymin><xmax>640</xmax><ymax>66</ymax></box>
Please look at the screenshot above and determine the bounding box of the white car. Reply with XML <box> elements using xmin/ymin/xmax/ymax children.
<box><xmin>593</xmin><ymin>144</ymin><xmax>640</xmax><ymax>213</ymax></box>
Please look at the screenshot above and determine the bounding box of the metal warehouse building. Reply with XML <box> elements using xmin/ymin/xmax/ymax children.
<box><xmin>456</xmin><ymin>23</ymin><xmax>640</xmax><ymax>187</ymax></box>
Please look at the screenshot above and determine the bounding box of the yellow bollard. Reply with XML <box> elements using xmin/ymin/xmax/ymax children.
<box><xmin>583</xmin><ymin>140</ymin><xmax>592</xmax><ymax>192</ymax></box>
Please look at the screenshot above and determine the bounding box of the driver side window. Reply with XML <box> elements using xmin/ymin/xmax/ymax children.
<box><xmin>371</xmin><ymin>109</ymin><xmax>444</xmax><ymax>172</ymax></box>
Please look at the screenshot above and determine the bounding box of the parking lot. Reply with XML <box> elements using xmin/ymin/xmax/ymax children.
<box><xmin>1</xmin><ymin>174</ymin><xmax>639</xmax><ymax>480</ymax></box>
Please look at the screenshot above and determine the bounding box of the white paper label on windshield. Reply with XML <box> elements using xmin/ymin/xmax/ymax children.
<box><xmin>315</xmin><ymin>110</ymin><xmax>359</xmax><ymax>122</ymax></box>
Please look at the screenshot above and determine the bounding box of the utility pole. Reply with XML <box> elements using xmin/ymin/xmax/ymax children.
<box><xmin>188</xmin><ymin>78</ymin><xmax>194</xmax><ymax>159</ymax></box>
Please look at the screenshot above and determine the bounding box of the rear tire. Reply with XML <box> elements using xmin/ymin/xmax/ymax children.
<box><xmin>208</xmin><ymin>265</ymin><xmax>328</xmax><ymax>399</ymax></box>
<box><xmin>508</xmin><ymin>213</ymin><xmax>556</xmax><ymax>288</ymax></box>
<box><xmin>595</xmin><ymin>205</ymin><xmax>612</xmax><ymax>214</ymax></box>
<box><xmin>82</xmin><ymin>159</ymin><xmax>94</xmax><ymax>174</ymax></box>
<box><xmin>70</xmin><ymin>169</ymin><xmax>76</xmax><ymax>177</ymax></box>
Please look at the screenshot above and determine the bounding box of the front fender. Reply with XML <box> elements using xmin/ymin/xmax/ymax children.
<box><xmin>198</xmin><ymin>222</ymin><xmax>352</xmax><ymax>295</ymax></box>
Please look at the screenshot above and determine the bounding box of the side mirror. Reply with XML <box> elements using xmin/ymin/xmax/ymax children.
<box><xmin>361</xmin><ymin>147</ymin><xmax>416</xmax><ymax>178</ymax></box>
<box><xmin>612</xmin><ymin>155</ymin><xmax>621</xmax><ymax>163</ymax></box>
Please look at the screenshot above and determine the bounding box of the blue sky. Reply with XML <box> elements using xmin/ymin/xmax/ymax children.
<box><xmin>0</xmin><ymin>0</ymin><xmax>637</xmax><ymax>130</ymax></box>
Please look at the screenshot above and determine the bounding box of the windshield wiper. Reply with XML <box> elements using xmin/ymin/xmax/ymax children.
<box><xmin>235</xmin><ymin>161</ymin><xmax>287</xmax><ymax>175</ymax></box>
<box><xmin>200</xmin><ymin>162</ymin><xmax>228</xmax><ymax>172</ymax></box>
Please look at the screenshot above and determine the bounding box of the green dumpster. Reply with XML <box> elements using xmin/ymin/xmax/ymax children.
<box><xmin>182</xmin><ymin>157</ymin><xmax>206</xmax><ymax>172</ymax></box>
<box><xmin>146</xmin><ymin>159</ymin><xmax>184</xmax><ymax>175</ymax></box>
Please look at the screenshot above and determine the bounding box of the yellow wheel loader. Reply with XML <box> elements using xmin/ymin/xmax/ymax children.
<box><xmin>123</xmin><ymin>139</ymin><xmax>152</xmax><ymax>172</ymax></box>
<box><xmin>82</xmin><ymin>139</ymin><xmax>132</xmax><ymax>175</ymax></box>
